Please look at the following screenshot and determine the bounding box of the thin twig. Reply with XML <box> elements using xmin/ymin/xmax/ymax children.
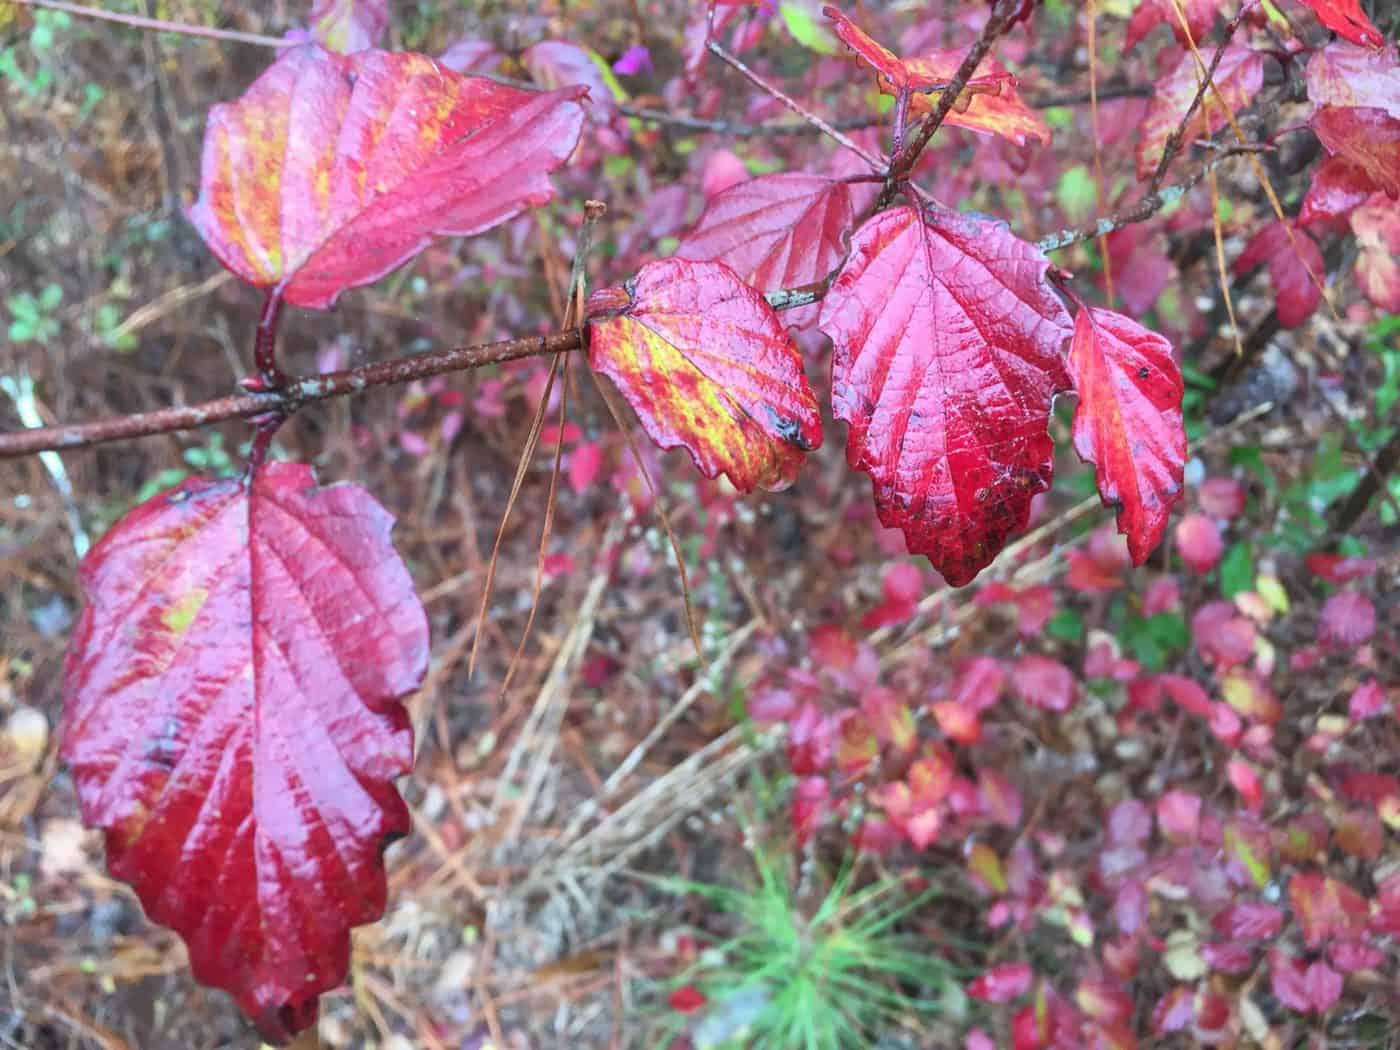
<box><xmin>879</xmin><ymin>0</ymin><xmax>1023</xmax><ymax>203</ymax></box>
<box><xmin>706</xmin><ymin>41</ymin><xmax>886</xmax><ymax>172</ymax></box>
<box><xmin>1035</xmin><ymin>144</ymin><xmax>1266</xmax><ymax>253</ymax></box>
<box><xmin>1147</xmin><ymin>1</ymin><xmax>1252</xmax><ymax>195</ymax></box>
<box><xmin>0</xmin><ymin>329</ymin><xmax>585</xmax><ymax>459</ymax></box>
<box><xmin>14</xmin><ymin>0</ymin><xmax>290</xmax><ymax>48</ymax></box>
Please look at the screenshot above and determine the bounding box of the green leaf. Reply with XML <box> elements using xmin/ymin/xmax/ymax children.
<box><xmin>779</xmin><ymin>2</ymin><xmax>839</xmax><ymax>55</ymax></box>
<box><xmin>1047</xmin><ymin>607</ymin><xmax>1084</xmax><ymax>643</ymax></box>
<box><xmin>1219</xmin><ymin>541</ymin><xmax>1253</xmax><ymax>599</ymax></box>
<box><xmin>1056</xmin><ymin>165</ymin><xmax>1097</xmax><ymax>224</ymax></box>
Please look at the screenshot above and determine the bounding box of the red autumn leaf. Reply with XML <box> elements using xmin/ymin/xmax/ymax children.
<box><xmin>1299</xmin><ymin>156</ymin><xmax>1381</xmax><ymax>227</ymax></box>
<box><xmin>1330</xmin><ymin>938</ymin><xmax>1384</xmax><ymax>972</ymax></box>
<box><xmin>1105</xmin><ymin>225</ymin><xmax>1175</xmax><ymax>315</ymax></box>
<box><xmin>669</xmin><ymin>985</ymin><xmax>708</xmax><ymax>1013</ymax></box>
<box><xmin>1011</xmin><ymin>655</ymin><xmax>1078</xmax><ymax>713</ymax></box>
<box><xmin>189</xmin><ymin>46</ymin><xmax>586</xmax><ymax>310</ymax></box>
<box><xmin>521</xmin><ymin>40</ymin><xmax>620</xmax><ymax>122</ymax></box>
<box><xmin>860</xmin><ymin>561</ymin><xmax>924</xmax><ymax>630</ymax></box>
<box><xmin>836</xmin><ymin>711</ymin><xmax>879</xmax><ymax>776</ymax></box>
<box><xmin>1156</xmin><ymin>789</ymin><xmax>1202</xmax><ymax>843</ymax></box>
<box><xmin>823</xmin><ymin>8</ymin><xmax>1049</xmax><ymax>146</ymax></box>
<box><xmin>1108</xmin><ymin>799</ymin><xmax>1153</xmax><ymax>846</ymax></box>
<box><xmin>1227</xmin><ymin>758</ymin><xmax>1264</xmax><ymax>811</ymax></box>
<box><xmin>1351</xmin><ymin>196</ymin><xmax>1400</xmax><ymax>312</ymax></box>
<box><xmin>1175</xmin><ymin>513</ymin><xmax>1223</xmax><ymax>574</ymax></box>
<box><xmin>1198</xmin><ymin>477</ymin><xmax>1246</xmax><ymax>519</ymax></box>
<box><xmin>1295</xmin><ymin>0</ymin><xmax>1384</xmax><ymax>48</ymax></box>
<box><xmin>1212</xmin><ymin>901</ymin><xmax>1284</xmax><ymax>941</ymax></box>
<box><xmin>1136</xmin><ymin>46</ymin><xmax>1266</xmax><ymax>179</ymax></box>
<box><xmin>1158</xmin><ymin>673</ymin><xmax>1213</xmax><ymax>717</ymax></box>
<box><xmin>1150</xmin><ymin>986</ymin><xmax>1195</xmax><ymax>1034</ymax></box>
<box><xmin>1201</xmin><ymin>940</ymin><xmax>1256</xmax><ymax>973</ymax></box>
<box><xmin>1312</xmin><ymin>106</ymin><xmax>1400</xmax><ymax>198</ymax></box>
<box><xmin>1305</xmin><ymin>41</ymin><xmax>1400</xmax><ymax>115</ymax></box>
<box><xmin>1271</xmin><ymin>951</ymin><xmax>1344</xmax><ymax>1014</ymax></box>
<box><xmin>788</xmin><ymin>700</ymin><xmax>837</xmax><ymax>775</ymax></box>
<box><xmin>1289</xmin><ymin>872</ymin><xmax>1369</xmax><ymax>948</ymax></box>
<box><xmin>819</xmin><ymin>205</ymin><xmax>1072</xmax><ymax>586</ymax></box>
<box><xmin>307</xmin><ymin>0</ymin><xmax>388</xmax><ymax>53</ymax></box>
<box><xmin>932</xmin><ymin>699</ymin><xmax>982</xmax><ymax>744</ymax></box>
<box><xmin>1076</xmin><ymin>976</ymin><xmax>1133</xmax><ymax>1025</ymax></box>
<box><xmin>1233</xmin><ymin>221</ymin><xmax>1325</xmax><ymax>328</ymax></box>
<box><xmin>968</xmin><ymin>961</ymin><xmax>1034</xmax><ymax>1003</ymax></box>
<box><xmin>952</xmin><ymin>656</ymin><xmax>1007</xmax><ymax>713</ymax></box>
<box><xmin>1125</xmin><ymin>0</ymin><xmax>1224</xmax><ymax>53</ymax></box>
<box><xmin>1348</xmin><ymin>679</ymin><xmax>1387</xmax><ymax>720</ymax></box>
<box><xmin>978</xmin><ymin>768</ymin><xmax>1024</xmax><ymax>827</ymax></box>
<box><xmin>1319</xmin><ymin>589</ymin><xmax>1377</xmax><ymax>648</ymax></box>
<box><xmin>1191</xmin><ymin>601</ymin><xmax>1255</xmax><ymax>667</ymax></box>
<box><xmin>1067</xmin><ymin>306</ymin><xmax>1186</xmax><ymax>563</ymax></box>
<box><xmin>60</xmin><ymin>463</ymin><xmax>429</xmax><ymax>1042</ymax></box>
<box><xmin>1304</xmin><ymin>552</ymin><xmax>1378</xmax><ymax>582</ymax></box>
<box><xmin>676</xmin><ymin>173</ymin><xmax>855</xmax><ymax>328</ymax></box>
<box><xmin>587</xmin><ymin>258</ymin><xmax>822</xmax><ymax>493</ymax></box>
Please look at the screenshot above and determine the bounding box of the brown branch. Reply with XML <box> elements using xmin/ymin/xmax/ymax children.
<box><xmin>706</xmin><ymin>41</ymin><xmax>886</xmax><ymax>171</ymax></box>
<box><xmin>0</xmin><ymin>329</ymin><xmax>585</xmax><ymax>460</ymax></box>
<box><xmin>1147</xmin><ymin>1</ymin><xmax>1253</xmax><ymax>195</ymax></box>
<box><xmin>879</xmin><ymin>0</ymin><xmax>1023</xmax><ymax>203</ymax></box>
<box><xmin>1329</xmin><ymin>425</ymin><xmax>1400</xmax><ymax>536</ymax></box>
<box><xmin>617</xmin><ymin>84</ymin><xmax>1152</xmax><ymax>140</ymax></box>
<box><xmin>1036</xmin><ymin>144</ymin><xmax>1267</xmax><ymax>253</ymax></box>
<box><xmin>0</xmin><ymin>279</ymin><xmax>835</xmax><ymax>460</ymax></box>
<box><xmin>14</xmin><ymin>0</ymin><xmax>290</xmax><ymax>48</ymax></box>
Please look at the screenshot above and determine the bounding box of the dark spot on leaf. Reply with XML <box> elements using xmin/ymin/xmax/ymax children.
<box><xmin>1138</xmin><ymin>367</ymin><xmax>1150</xmax><ymax>379</ymax></box>
<box><xmin>766</xmin><ymin>407</ymin><xmax>816</xmax><ymax>451</ymax></box>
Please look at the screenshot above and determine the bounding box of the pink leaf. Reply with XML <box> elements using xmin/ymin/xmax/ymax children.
<box><xmin>1319</xmin><ymin>590</ymin><xmax>1377</xmax><ymax>648</ymax></box>
<box><xmin>1175</xmin><ymin>513</ymin><xmax>1223</xmax><ymax>574</ymax></box>
<box><xmin>969</xmin><ymin>962</ymin><xmax>1034</xmax><ymax>1003</ymax></box>
<box><xmin>1011</xmin><ymin>655</ymin><xmax>1078</xmax><ymax>713</ymax></box>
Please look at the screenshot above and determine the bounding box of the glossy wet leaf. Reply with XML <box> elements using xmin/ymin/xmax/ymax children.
<box><xmin>1311</xmin><ymin>106</ymin><xmax>1400</xmax><ymax>198</ymax></box>
<box><xmin>60</xmin><ymin>463</ymin><xmax>429</xmax><ymax>1042</ymax></box>
<box><xmin>1067</xmin><ymin>307</ymin><xmax>1185</xmax><ymax>564</ymax></box>
<box><xmin>676</xmin><ymin>173</ymin><xmax>854</xmax><ymax>327</ymax></box>
<box><xmin>587</xmin><ymin>258</ymin><xmax>823</xmax><ymax>492</ymax></box>
<box><xmin>819</xmin><ymin>204</ymin><xmax>1072</xmax><ymax>585</ymax></box>
<box><xmin>190</xmin><ymin>45</ymin><xmax>586</xmax><ymax>309</ymax></box>
<box><xmin>823</xmin><ymin>7</ymin><xmax>1049</xmax><ymax>146</ymax></box>
<box><xmin>1305</xmin><ymin>41</ymin><xmax>1400</xmax><ymax>115</ymax></box>
<box><xmin>1299</xmin><ymin>156</ymin><xmax>1378</xmax><ymax>227</ymax></box>
<box><xmin>1136</xmin><ymin>45</ymin><xmax>1265</xmax><ymax>179</ymax></box>
<box><xmin>1296</xmin><ymin>0</ymin><xmax>1384</xmax><ymax>48</ymax></box>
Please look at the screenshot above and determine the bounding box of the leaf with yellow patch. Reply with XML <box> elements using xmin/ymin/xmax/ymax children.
<box><xmin>190</xmin><ymin>45</ymin><xmax>586</xmax><ymax>310</ymax></box>
<box><xmin>586</xmin><ymin>259</ymin><xmax>823</xmax><ymax>493</ymax></box>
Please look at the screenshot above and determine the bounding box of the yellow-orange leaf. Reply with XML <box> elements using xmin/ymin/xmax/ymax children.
<box><xmin>586</xmin><ymin>259</ymin><xmax>822</xmax><ymax>493</ymax></box>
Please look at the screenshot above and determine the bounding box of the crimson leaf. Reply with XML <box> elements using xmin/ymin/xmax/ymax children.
<box><xmin>1067</xmin><ymin>306</ymin><xmax>1185</xmax><ymax>564</ymax></box>
<box><xmin>190</xmin><ymin>45</ymin><xmax>586</xmax><ymax>309</ymax></box>
<box><xmin>60</xmin><ymin>463</ymin><xmax>429</xmax><ymax>1043</ymax></box>
<box><xmin>676</xmin><ymin>173</ymin><xmax>855</xmax><ymax>327</ymax></box>
<box><xmin>818</xmin><ymin>204</ymin><xmax>1072</xmax><ymax>586</ymax></box>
